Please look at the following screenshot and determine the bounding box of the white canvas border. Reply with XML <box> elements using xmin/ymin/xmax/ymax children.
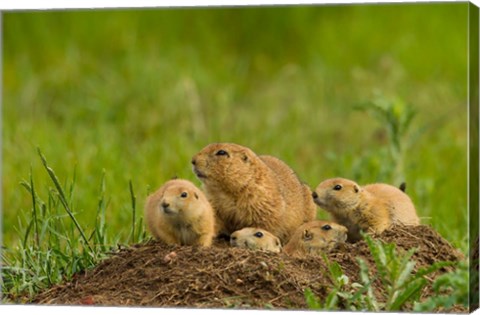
<box><xmin>0</xmin><ymin>0</ymin><xmax>476</xmax><ymax>11</ymax></box>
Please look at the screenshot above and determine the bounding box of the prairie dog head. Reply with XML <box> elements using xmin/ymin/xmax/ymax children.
<box><xmin>147</xmin><ymin>179</ymin><xmax>205</xmax><ymax>220</ymax></box>
<box><xmin>230</xmin><ymin>227</ymin><xmax>282</xmax><ymax>253</ymax></box>
<box><xmin>312</xmin><ymin>178</ymin><xmax>361</xmax><ymax>216</ymax></box>
<box><xmin>191</xmin><ymin>143</ymin><xmax>258</xmax><ymax>191</ymax></box>
<box><xmin>283</xmin><ymin>220</ymin><xmax>348</xmax><ymax>255</ymax></box>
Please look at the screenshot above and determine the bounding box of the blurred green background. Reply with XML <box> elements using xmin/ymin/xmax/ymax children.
<box><xmin>2</xmin><ymin>3</ymin><xmax>469</xmax><ymax>249</ymax></box>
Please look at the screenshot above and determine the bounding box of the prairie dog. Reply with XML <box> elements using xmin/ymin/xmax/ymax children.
<box><xmin>191</xmin><ymin>143</ymin><xmax>316</xmax><ymax>243</ymax></box>
<box><xmin>230</xmin><ymin>227</ymin><xmax>282</xmax><ymax>253</ymax></box>
<box><xmin>145</xmin><ymin>179</ymin><xmax>215</xmax><ymax>247</ymax></box>
<box><xmin>283</xmin><ymin>220</ymin><xmax>348</xmax><ymax>256</ymax></box>
<box><xmin>313</xmin><ymin>177</ymin><xmax>419</xmax><ymax>241</ymax></box>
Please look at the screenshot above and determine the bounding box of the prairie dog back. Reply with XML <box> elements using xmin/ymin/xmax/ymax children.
<box><xmin>364</xmin><ymin>183</ymin><xmax>419</xmax><ymax>225</ymax></box>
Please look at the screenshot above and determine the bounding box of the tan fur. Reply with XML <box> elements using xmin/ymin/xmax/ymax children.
<box><xmin>191</xmin><ymin>143</ymin><xmax>317</xmax><ymax>243</ymax></box>
<box><xmin>283</xmin><ymin>220</ymin><xmax>348</xmax><ymax>256</ymax></box>
<box><xmin>144</xmin><ymin>179</ymin><xmax>215</xmax><ymax>247</ymax></box>
<box><xmin>313</xmin><ymin>177</ymin><xmax>420</xmax><ymax>241</ymax></box>
<box><xmin>230</xmin><ymin>227</ymin><xmax>282</xmax><ymax>253</ymax></box>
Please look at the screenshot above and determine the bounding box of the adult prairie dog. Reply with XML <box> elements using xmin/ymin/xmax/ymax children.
<box><xmin>144</xmin><ymin>179</ymin><xmax>215</xmax><ymax>247</ymax></box>
<box><xmin>313</xmin><ymin>177</ymin><xmax>419</xmax><ymax>242</ymax></box>
<box><xmin>283</xmin><ymin>220</ymin><xmax>348</xmax><ymax>256</ymax></box>
<box><xmin>191</xmin><ymin>142</ymin><xmax>317</xmax><ymax>243</ymax></box>
<box><xmin>230</xmin><ymin>227</ymin><xmax>282</xmax><ymax>253</ymax></box>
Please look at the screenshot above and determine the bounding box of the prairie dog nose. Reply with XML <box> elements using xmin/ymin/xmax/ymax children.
<box><xmin>161</xmin><ymin>201</ymin><xmax>169</xmax><ymax>208</ymax></box>
<box><xmin>312</xmin><ymin>191</ymin><xmax>318</xmax><ymax>199</ymax></box>
<box><xmin>191</xmin><ymin>158</ymin><xmax>196</xmax><ymax>165</ymax></box>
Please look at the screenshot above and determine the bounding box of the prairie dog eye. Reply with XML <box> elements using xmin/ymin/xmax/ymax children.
<box><xmin>333</xmin><ymin>184</ymin><xmax>343</xmax><ymax>191</ymax></box>
<box><xmin>254</xmin><ymin>231</ymin><xmax>263</xmax><ymax>238</ymax></box>
<box><xmin>215</xmin><ymin>150</ymin><xmax>228</xmax><ymax>156</ymax></box>
<box><xmin>180</xmin><ymin>192</ymin><xmax>188</xmax><ymax>198</ymax></box>
<box><xmin>322</xmin><ymin>225</ymin><xmax>332</xmax><ymax>231</ymax></box>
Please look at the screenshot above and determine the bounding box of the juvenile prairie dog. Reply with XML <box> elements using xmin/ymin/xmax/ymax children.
<box><xmin>313</xmin><ymin>177</ymin><xmax>420</xmax><ymax>242</ymax></box>
<box><xmin>145</xmin><ymin>179</ymin><xmax>215</xmax><ymax>247</ymax></box>
<box><xmin>283</xmin><ymin>220</ymin><xmax>348</xmax><ymax>256</ymax></box>
<box><xmin>191</xmin><ymin>143</ymin><xmax>317</xmax><ymax>243</ymax></box>
<box><xmin>230</xmin><ymin>227</ymin><xmax>282</xmax><ymax>253</ymax></box>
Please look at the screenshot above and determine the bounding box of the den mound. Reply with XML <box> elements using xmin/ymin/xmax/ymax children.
<box><xmin>33</xmin><ymin>225</ymin><xmax>464</xmax><ymax>310</ymax></box>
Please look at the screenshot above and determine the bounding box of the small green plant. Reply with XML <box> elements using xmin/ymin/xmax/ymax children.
<box><xmin>304</xmin><ymin>258</ymin><xmax>377</xmax><ymax>311</ymax></box>
<box><xmin>413</xmin><ymin>259</ymin><xmax>469</xmax><ymax>311</ymax></box>
<box><xmin>355</xmin><ymin>94</ymin><xmax>416</xmax><ymax>185</ymax></box>
<box><xmin>305</xmin><ymin>234</ymin><xmax>454</xmax><ymax>311</ymax></box>
<box><xmin>1</xmin><ymin>149</ymin><xmax>146</xmax><ymax>300</ymax></box>
<box><xmin>363</xmin><ymin>234</ymin><xmax>454</xmax><ymax>311</ymax></box>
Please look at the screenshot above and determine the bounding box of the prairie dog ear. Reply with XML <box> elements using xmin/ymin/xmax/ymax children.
<box><xmin>303</xmin><ymin>229</ymin><xmax>313</xmax><ymax>240</ymax></box>
<box><xmin>275</xmin><ymin>236</ymin><xmax>281</xmax><ymax>247</ymax></box>
<box><xmin>194</xmin><ymin>192</ymin><xmax>199</xmax><ymax>199</ymax></box>
<box><xmin>242</xmin><ymin>153</ymin><xmax>249</xmax><ymax>162</ymax></box>
<box><xmin>353</xmin><ymin>184</ymin><xmax>360</xmax><ymax>193</ymax></box>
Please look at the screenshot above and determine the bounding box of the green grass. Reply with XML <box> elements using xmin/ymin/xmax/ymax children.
<box><xmin>2</xmin><ymin>150</ymin><xmax>145</xmax><ymax>299</ymax></box>
<box><xmin>1</xmin><ymin>3</ymin><xmax>470</xmax><ymax>302</ymax></box>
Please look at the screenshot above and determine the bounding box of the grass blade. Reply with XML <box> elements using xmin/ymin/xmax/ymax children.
<box><xmin>414</xmin><ymin>261</ymin><xmax>455</xmax><ymax>281</ymax></box>
<box><xmin>29</xmin><ymin>168</ymin><xmax>40</xmax><ymax>248</ymax></box>
<box><xmin>389</xmin><ymin>279</ymin><xmax>427</xmax><ymax>310</ymax></box>
<box><xmin>356</xmin><ymin>257</ymin><xmax>379</xmax><ymax>311</ymax></box>
<box><xmin>304</xmin><ymin>288</ymin><xmax>323</xmax><ymax>309</ymax></box>
<box><xmin>395</xmin><ymin>260</ymin><xmax>416</xmax><ymax>289</ymax></box>
<box><xmin>37</xmin><ymin>148</ymin><xmax>93</xmax><ymax>254</ymax></box>
<box><xmin>364</xmin><ymin>234</ymin><xmax>389</xmax><ymax>284</ymax></box>
<box><xmin>22</xmin><ymin>218</ymin><xmax>34</xmax><ymax>249</ymax></box>
<box><xmin>129</xmin><ymin>180</ymin><xmax>136</xmax><ymax>243</ymax></box>
<box><xmin>95</xmin><ymin>170</ymin><xmax>107</xmax><ymax>248</ymax></box>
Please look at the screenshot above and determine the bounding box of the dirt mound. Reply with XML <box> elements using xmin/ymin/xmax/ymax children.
<box><xmin>32</xmin><ymin>225</ymin><xmax>464</xmax><ymax>310</ymax></box>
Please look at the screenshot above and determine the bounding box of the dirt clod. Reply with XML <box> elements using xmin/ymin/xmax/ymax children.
<box><xmin>32</xmin><ymin>225</ymin><xmax>466</xmax><ymax>311</ymax></box>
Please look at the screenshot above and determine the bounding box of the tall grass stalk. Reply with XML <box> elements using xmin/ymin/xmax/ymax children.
<box><xmin>28</xmin><ymin>168</ymin><xmax>40</xmax><ymax>248</ymax></box>
<box><xmin>129</xmin><ymin>180</ymin><xmax>136</xmax><ymax>243</ymax></box>
<box><xmin>37</xmin><ymin>148</ymin><xmax>93</xmax><ymax>255</ymax></box>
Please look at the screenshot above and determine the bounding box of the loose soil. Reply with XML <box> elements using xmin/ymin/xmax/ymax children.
<box><xmin>32</xmin><ymin>225</ymin><xmax>466</xmax><ymax>311</ymax></box>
